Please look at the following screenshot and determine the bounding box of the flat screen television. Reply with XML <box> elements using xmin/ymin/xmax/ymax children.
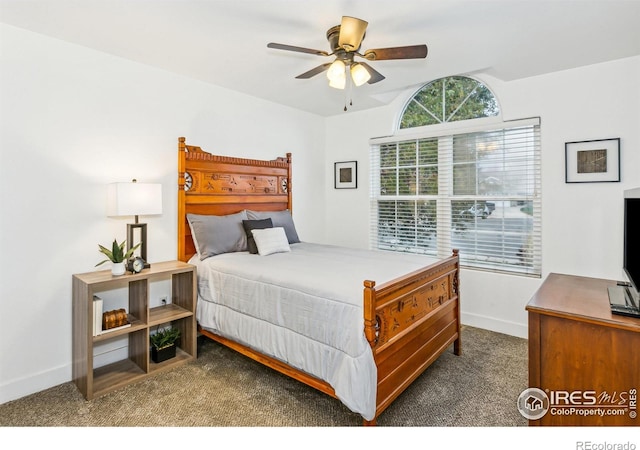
<box><xmin>623</xmin><ymin>188</ymin><xmax>640</xmax><ymax>303</ymax></box>
<box><xmin>609</xmin><ymin>188</ymin><xmax>640</xmax><ymax>317</ymax></box>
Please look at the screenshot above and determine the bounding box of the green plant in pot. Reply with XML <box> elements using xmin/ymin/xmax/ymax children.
<box><xmin>150</xmin><ymin>326</ymin><xmax>181</xmax><ymax>363</ymax></box>
<box><xmin>96</xmin><ymin>239</ymin><xmax>140</xmax><ymax>276</ymax></box>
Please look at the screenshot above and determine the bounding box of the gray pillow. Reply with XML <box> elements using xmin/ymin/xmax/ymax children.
<box><xmin>187</xmin><ymin>211</ymin><xmax>248</xmax><ymax>260</ymax></box>
<box><xmin>246</xmin><ymin>209</ymin><xmax>300</xmax><ymax>244</ymax></box>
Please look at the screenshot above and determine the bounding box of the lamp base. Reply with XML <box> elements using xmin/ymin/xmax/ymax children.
<box><xmin>126</xmin><ymin>222</ymin><xmax>149</xmax><ymax>266</ymax></box>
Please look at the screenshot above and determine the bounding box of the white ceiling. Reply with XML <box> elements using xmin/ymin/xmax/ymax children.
<box><xmin>2</xmin><ymin>0</ymin><xmax>640</xmax><ymax>117</ymax></box>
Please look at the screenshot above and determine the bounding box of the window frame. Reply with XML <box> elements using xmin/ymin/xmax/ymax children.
<box><xmin>399</xmin><ymin>76</ymin><xmax>500</xmax><ymax>128</ymax></box>
<box><xmin>370</xmin><ymin>116</ymin><xmax>542</xmax><ymax>277</ymax></box>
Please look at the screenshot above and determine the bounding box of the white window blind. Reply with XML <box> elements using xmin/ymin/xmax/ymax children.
<box><xmin>370</xmin><ymin>117</ymin><xmax>541</xmax><ymax>276</ymax></box>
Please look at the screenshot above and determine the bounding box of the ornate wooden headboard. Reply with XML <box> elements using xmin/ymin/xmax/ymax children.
<box><xmin>177</xmin><ymin>137</ymin><xmax>292</xmax><ymax>262</ymax></box>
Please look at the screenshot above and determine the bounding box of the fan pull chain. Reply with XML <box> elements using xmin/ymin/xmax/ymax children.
<box><xmin>344</xmin><ymin>67</ymin><xmax>353</xmax><ymax>112</ymax></box>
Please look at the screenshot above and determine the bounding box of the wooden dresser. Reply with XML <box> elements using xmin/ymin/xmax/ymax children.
<box><xmin>526</xmin><ymin>273</ymin><xmax>639</xmax><ymax>426</ymax></box>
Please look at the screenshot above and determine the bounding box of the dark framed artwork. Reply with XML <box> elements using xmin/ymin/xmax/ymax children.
<box><xmin>334</xmin><ymin>161</ymin><xmax>357</xmax><ymax>189</ymax></box>
<box><xmin>565</xmin><ymin>138</ymin><xmax>620</xmax><ymax>183</ymax></box>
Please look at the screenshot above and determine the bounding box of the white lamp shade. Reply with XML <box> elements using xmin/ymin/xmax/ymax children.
<box><xmin>328</xmin><ymin>73</ymin><xmax>346</xmax><ymax>89</ymax></box>
<box><xmin>327</xmin><ymin>59</ymin><xmax>346</xmax><ymax>81</ymax></box>
<box><xmin>350</xmin><ymin>63</ymin><xmax>371</xmax><ymax>87</ymax></box>
<box><xmin>107</xmin><ymin>182</ymin><xmax>162</xmax><ymax>217</ymax></box>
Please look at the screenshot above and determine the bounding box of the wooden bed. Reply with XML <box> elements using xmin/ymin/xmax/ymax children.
<box><xmin>177</xmin><ymin>136</ymin><xmax>461</xmax><ymax>425</ymax></box>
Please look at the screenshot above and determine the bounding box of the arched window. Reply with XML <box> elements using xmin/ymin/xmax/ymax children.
<box><xmin>400</xmin><ymin>76</ymin><xmax>499</xmax><ymax>128</ymax></box>
<box><xmin>370</xmin><ymin>77</ymin><xmax>541</xmax><ymax>276</ymax></box>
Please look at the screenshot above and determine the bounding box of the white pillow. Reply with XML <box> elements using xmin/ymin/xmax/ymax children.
<box><xmin>251</xmin><ymin>227</ymin><xmax>291</xmax><ymax>256</ymax></box>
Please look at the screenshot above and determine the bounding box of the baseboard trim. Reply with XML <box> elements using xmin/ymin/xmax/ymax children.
<box><xmin>461</xmin><ymin>312</ymin><xmax>528</xmax><ymax>339</ymax></box>
<box><xmin>0</xmin><ymin>364</ymin><xmax>70</xmax><ymax>405</ymax></box>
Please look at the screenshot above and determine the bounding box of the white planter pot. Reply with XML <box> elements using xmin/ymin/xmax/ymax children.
<box><xmin>111</xmin><ymin>262</ymin><xmax>126</xmax><ymax>276</ymax></box>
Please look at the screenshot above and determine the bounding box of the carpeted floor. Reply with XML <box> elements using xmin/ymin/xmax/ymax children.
<box><xmin>0</xmin><ymin>326</ymin><xmax>528</xmax><ymax>427</ymax></box>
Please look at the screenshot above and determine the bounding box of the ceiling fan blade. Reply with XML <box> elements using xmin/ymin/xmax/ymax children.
<box><xmin>267</xmin><ymin>42</ymin><xmax>329</xmax><ymax>57</ymax></box>
<box><xmin>363</xmin><ymin>44</ymin><xmax>428</xmax><ymax>61</ymax></box>
<box><xmin>295</xmin><ymin>63</ymin><xmax>332</xmax><ymax>79</ymax></box>
<box><xmin>338</xmin><ymin>16</ymin><xmax>368</xmax><ymax>51</ymax></box>
<box><xmin>359</xmin><ymin>62</ymin><xmax>386</xmax><ymax>84</ymax></box>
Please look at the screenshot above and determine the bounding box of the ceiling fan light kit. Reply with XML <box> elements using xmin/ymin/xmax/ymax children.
<box><xmin>267</xmin><ymin>16</ymin><xmax>428</xmax><ymax>106</ymax></box>
<box><xmin>327</xmin><ymin>60</ymin><xmax>371</xmax><ymax>89</ymax></box>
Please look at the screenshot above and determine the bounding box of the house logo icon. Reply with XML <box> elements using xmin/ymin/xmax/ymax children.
<box><xmin>517</xmin><ymin>388</ymin><xmax>549</xmax><ymax>420</ymax></box>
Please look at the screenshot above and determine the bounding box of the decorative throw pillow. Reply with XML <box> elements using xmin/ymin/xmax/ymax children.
<box><xmin>242</xmin><ymin>218</ymin><xmax>273</xmax><ymax>254</ymax></box>
<box><xmin>187</xmin><ymin>211</ymin><xmax>248</xmax><ymax>260</ymax></box>
<box><xmin>251</xmin><ymin>227</ymin><xmax>291</xmax><ymax>256</ymax></box>
<box><xmin>246</xmin><ymin>209</ymin><xmax>300</xmax><ymax>244</ymax></box>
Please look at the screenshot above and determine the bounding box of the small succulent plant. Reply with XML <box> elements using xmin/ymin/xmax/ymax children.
<box><xmin>96</xmin><ymin>239</ymin><xmax>141</xmax><ymax>266</ymax></box>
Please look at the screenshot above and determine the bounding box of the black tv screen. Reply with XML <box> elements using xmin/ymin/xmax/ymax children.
<box><xmin>624</xmin><ymin>197</ymin><xmax>640</xmax><ymax>294</ymax></box>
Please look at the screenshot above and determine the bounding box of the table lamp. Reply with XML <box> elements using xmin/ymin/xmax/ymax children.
<box><xmin>107</xmin><ymin>179</ymin><xmax>162</xmax><ymax>268</ymax></box>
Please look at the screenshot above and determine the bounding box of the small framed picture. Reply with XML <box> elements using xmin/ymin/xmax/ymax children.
<box><xmin>334</xmin><ymin>161</ymin><xmax>357</xmax><ymax>189</ymax></box>
<box><xmin>565</xmin><ymin>138</ymin><xmax>620</xmax><ymax>183</ymax></box>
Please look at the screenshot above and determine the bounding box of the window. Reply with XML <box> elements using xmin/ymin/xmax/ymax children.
<box><xmin>400</xmin><ymin>76</ymin><xmax>499</xmax><ymax>128</ymax></box>
<box><xmin>370</xmin><ymin>77</ymin><xmax>541</xmax><ymax>276</ymax></box>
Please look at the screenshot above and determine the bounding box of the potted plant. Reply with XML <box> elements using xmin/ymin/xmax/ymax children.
<box><xmin>150</xmin><ymin>326</ymin><xmax>181</xmax><ymax>363</ymax></box>
<box><xmin>96</xmin><ymin>239</ymin><xmax>140</xmax><ymax>276</ymax></box>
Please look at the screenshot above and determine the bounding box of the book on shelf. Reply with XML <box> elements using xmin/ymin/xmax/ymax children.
<box><xmin>92</xmin><ymin>295</ymin><xmax>103</xmax><ymax>337</ymax></box>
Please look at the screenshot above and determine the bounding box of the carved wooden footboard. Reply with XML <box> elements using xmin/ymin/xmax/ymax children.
<box><xmin>177</xmin><ymin>137</ymin><xmax>461</xmax><ymax>425</ymax></box>
<box><xmin>364</xmin><ymin>250</ymin><xmax>461</xmax><ymax>423</ymax></box>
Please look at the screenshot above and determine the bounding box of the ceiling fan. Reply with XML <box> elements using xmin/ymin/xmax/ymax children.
<box><xmin>267</xmin><ymin>16</ymin><xmax>428</xmax><ymax>90</ymax></box>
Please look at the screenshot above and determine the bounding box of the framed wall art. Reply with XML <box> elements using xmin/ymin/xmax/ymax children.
<box><xmin>334</xmin><ymin>161</ymin><xmax>357</xmax><ymax>189</ymax></box>
<box><xmin>565</xmin><ymin>138</ymin><xmax>620</xmax><ymax>183</ymax></box>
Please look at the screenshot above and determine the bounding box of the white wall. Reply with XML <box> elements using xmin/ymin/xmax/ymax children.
<box><xmin>0</xmin><ymin>24</ymin><xmax>326</xmax><ymax>404</ymax></box>
<box><xmin>324</xmin><ymin>56</ymin><xmax>640</xmax><ymax>338</ymax></box>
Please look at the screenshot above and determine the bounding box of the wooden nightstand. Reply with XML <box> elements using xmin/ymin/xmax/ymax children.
<box><xmin>72</xmin><ymin>260</ymin><xmax>197</xmax><ymax>400</ymax></box>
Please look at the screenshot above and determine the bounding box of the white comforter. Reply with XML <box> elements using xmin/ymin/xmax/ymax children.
<box><xmin>191</xmin><ymin>242</ymin><xmax>439</xmax><ymax>420</ymax></box>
